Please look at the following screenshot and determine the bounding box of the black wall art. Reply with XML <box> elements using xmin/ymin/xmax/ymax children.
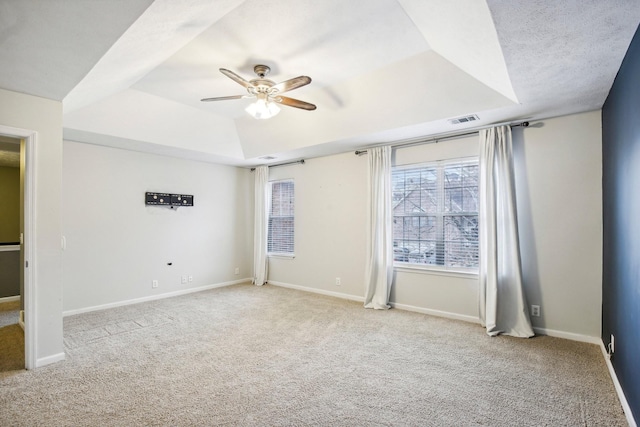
<box><xmin>145</xmin><ymin>192</ymin><xmax>194</xmax><ymax>207</ymax></box>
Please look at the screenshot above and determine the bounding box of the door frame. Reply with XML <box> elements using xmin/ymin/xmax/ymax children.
<box><xmin>0</xmin><ymin>124</ymin><xmax>36</xmax><ymax>370</ymax></box>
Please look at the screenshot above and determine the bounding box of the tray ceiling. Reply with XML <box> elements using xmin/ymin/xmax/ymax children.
<box><xmin>1</xmin><ymin>0</ymin><xmax>639</xmax><ymax>166</ymax></box>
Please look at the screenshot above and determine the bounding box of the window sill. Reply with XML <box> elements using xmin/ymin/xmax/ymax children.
<box><xmin>394</xmin><ymin>263</ymin><xmax>478</xmax><ymax>279</ymax></box>
<box><xmin>268</xmin><ymin>253</ymin><xmax>295</xmax><ymax>260</ymax></box>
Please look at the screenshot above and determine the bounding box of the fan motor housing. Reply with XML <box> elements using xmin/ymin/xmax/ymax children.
<box><xmin>249</xmin><ymin>79</ymin><xmax>276</xmax><ymax>92</ymax></box>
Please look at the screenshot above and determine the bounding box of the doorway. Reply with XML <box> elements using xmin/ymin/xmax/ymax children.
<box><xmin>0</xmin><ymin>126</ymin><xmax>36</xmax><ymax>370</ymax></box>
<box><xmin>0</xmin><ymin>135</ymin><xmax>22</xmax><ymax>371</ymax></box>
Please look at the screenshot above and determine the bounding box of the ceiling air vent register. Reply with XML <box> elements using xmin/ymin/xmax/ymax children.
<box><xmin>448</xmin><ymin>114</ymin><xmax>480</xmax><ymax>125</ymax></box>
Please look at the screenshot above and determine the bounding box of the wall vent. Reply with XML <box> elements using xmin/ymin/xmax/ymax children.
<box><xmin>448</xmin><ymin>114</ymin><xmax>480</xmax><ymax>125</ymax></box>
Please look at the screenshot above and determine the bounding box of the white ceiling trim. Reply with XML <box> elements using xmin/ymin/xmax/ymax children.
<box><xmin>0</xmin><ymin>0</ymin><xmax>629</xmax><ymax>167</ymax></box>
<box><xmin>398</xmin><ymin>0</ymin><xmax>518</xmax><ymax>103</ymax></box>
<box><xmin>237</xmin><ymin>51</ymin><xmax>515</xmax><ymax>160</ymax></box>
<box><xmin>0</xmin><ymin>0</ymin><xmax>154</xmax><ymax>101</ymax></box>
<box><xmin>63</xmin><ymin>128</ymin><xmax>250</xmax><ymax>167</ymax></box>
<box><xmin>64</xmin><ymin>89</ymin><xmax>243</xmax><ymax>159</ymax></box>
<box><xmin>133</xmin><ymin>0</ymin><xmax>431</xmax><ymax>119</ymax></box>
<box><xmin>63</xmin><ymin>0</ymin><xmax>246</xmax><ymax>113</ymax></box>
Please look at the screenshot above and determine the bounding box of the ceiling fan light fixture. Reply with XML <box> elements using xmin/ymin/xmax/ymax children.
<box><xmin>245</xmin><ymin>94</ymin><xmax>280</xmax><ymax>120</ymax></box>
<box><xmin>202</xmin><ymin>65</ymin><xmax>315</xmax><ymax>118</ymax></box>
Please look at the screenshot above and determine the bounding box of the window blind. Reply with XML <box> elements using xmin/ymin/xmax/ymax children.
<box><xmin>392</xmin><ymin>159</ymin><xmax>479</xmax><ymax>269</ymax></box>
<box><xmin>268</xmin><ymin>179</ymin><xmax>295</xmax><ymax>255</ymax></box>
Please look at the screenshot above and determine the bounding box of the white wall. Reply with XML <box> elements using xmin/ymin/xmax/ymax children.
<box><xmin>268</xmin><ymin>152</ymin><xmax>368</xmax><ymax>298</ymax></box>
<box><xmin>514</xmin><ymin>110</ymin><xmax>603</xmax><ymax>338</ymax></box>
<box><xmin>267</xmin><ymin>110</ymin><xmax>604</xmax><ymax>339</ymax></box>
<box><xmin>0</xmin><ymin>87</ymin><xmax>64</xmax><ymax>364</ymax></box>
<box><xmin>62</xmin><ymin>141</ymin><xmax>253</xmax><ymax>312</ymax></box>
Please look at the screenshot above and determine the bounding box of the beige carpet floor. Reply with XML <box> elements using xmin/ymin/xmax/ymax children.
<box><xmin>0</xmin><ymin>284</ymin><xmax>628</xmax><ymax>426</ymax></box>
<box><xmin>0</xmin><ymin>300</ymin><xmax>24</xmax><ymax>372</ymax></box>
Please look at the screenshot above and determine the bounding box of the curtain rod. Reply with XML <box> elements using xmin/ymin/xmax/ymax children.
<box><xmin>250</xmin><ymin>159</ymin><xmax>305</xmax><ymax>172</ymax></box>
<box><xmin>354</xmin><ymin>121</ymin><xmax>530</xmax><ymax>155</ymax></box>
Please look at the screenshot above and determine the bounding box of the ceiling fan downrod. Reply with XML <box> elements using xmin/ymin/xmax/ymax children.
<box><xmin>253</xmin><ymin>64</ymin><xmax>270</xmax><ymax>78</ymax></box>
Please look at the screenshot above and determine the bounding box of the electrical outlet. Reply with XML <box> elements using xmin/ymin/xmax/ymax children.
<box><xmin>152</xmin><ymin>280</ymin><xmax>158</xmax><ymax>289</ymax></box>
<box><xmin>235</xmin><ymin>267</ymin><xmax>240</xmax><ymax>275</ymax></box>
<box><xmin>531</xmin><ymin>305</ymin><xmax>540</xmax><ymax>317</ymax></box>
<box><xmin>181</xmin><ymin>275</ymin><xmax>187</xmax><ymax>284</ymax></box>
<box><xmin>335</xmin><ymin>277</ymin><xmax>341</xmax><ymax>286</ymax></box>
<box><xmin>188</xmin><ymin>275</ymin><xmax>193</xmax><ymax>283</ymax></box>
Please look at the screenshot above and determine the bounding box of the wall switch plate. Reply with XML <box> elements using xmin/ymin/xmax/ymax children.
<box><xmin>335</xmin><ymin>277</ymin><xmax>341</xmax><ymax>286</ymax></box>
<box><xmin>531</xmin><ymin>305</ymin><xmax>540</xmax><ymax>317</ymax></box>
<box><xmin>188</xmin><ymin>275</ymin><xmax>193</xmax><ymax>283</ymax></box>
<box><xmin>235</xmin><ymin>267</ymin><xmax>240</xmax><ymax>275</ymax></box>
<box><xmin>181</xmin><ymin>275</ymin><xmax>187</xmax><ymax>284</ymax></box>
<box><xmin>152</xmin><ymin>280</ymin><xmax>158</xmax><ymax>289</ymax></box>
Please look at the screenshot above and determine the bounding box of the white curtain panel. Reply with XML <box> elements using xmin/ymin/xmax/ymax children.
<box><xmin>479</xmin><ymin>126</ymin><xmax>534</xmax><ymax>337</ymax></box>
<box><xmin>364</xmin><ymin>146</ymin><xmax>393</xmax><ymax>309</ymax></box>
<box><xmin>253</xmin><ymin>166</ymin><xmax>269</xmax><ymax>286</ymax></box>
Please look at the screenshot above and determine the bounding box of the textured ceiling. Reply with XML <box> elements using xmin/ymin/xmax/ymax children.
<box><xmin>0</xmin><ymin>0</ymin><xmax>154</xmax><ymax>100</ymax></box>
<box><xmin>1</xmin><ymin>0</ymin><xmax>639</xmax><ymax>167</ymax></box>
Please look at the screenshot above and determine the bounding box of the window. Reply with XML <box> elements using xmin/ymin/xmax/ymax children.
<box><xmin>268</xmin><ymin>179</ymin><xmax>295</xmax><ymax>255</ymax></box>
<box><xmin>392</xmin><ymin>159</ymin><xmax>479</xmax><ymax>270</ymax></box>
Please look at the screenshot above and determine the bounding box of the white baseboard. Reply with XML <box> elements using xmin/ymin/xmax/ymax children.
<box><xmin>63</xmin><ymin>278</ymin><xmax>251</xmax><ymax>317</ymax></box>
<box><xmin>532</xmin><ymin>326</ymin><xmax>601</xmax><ymax>345</ymax></box>
<box><xmin>0</xmin><ymin>295</ymin><xmax>20</xmax><ymax>304</ymax></box>
<box><xmin>268</xmin><ymin>281</ymin><xmax>365</xmax><ymax>303</ymax></box>
<box><xmin>390</xmin><ymin>302</ymin><xmax>480</xmax><ymax>324</ymax></box>
<box><xmin>268</xmin><ymin>281</ymin><xmax>481</xmax><ymax>325</ymax></box>
<box><xmin>267</xmin><ymin>282</ymin><xmax>608</xmax><ymax>346</ymax></box>
<box><xmin>599</xmin><ymin>340</ymin><xmax>638</xmax><ymax>427</ymax></box>
<box><xmin>36</xmin><ymin>352</ymin><xmax>65</xmax><ymax>368</ymax></box>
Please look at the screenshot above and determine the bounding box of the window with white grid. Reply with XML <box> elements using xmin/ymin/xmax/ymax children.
<box><xmin>268</xmin><ymin>179</ymin><xmax>295</xmax><ymax>255</ymax></box>
<box><xmin>392</xmin><ymin>158</ymin><xmax>479</xmax><ymax>271</ymax></box>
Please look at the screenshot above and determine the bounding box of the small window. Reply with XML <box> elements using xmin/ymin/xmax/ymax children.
<box><xmin>268</xmin><ymin>179</ymin><xmax>295</xmax><ymax>255</ymax></box>
<box><xmin>392</xmin><ymin>158</ymin><xmax>479</xmax><ymax>271</ymax></box>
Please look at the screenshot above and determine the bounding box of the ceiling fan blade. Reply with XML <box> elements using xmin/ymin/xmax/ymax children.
<box><xmin>219</xmin><ymin>68</ymin><xmax>253</xmax><ymax>89</ymax></box>
<box><xmin>200</xmin><ymin>95</ymin><xmax>251</xmax><ymax>102</ymax></box>
<box><xmin>271</xmin><ymin>76</ymin><xmax>311</xmax><ymax>94</ymax></box>
<box><xmin>274</xmin><ymin>95</ymin><xmax>316</xmax><ymax>111</ymax></box>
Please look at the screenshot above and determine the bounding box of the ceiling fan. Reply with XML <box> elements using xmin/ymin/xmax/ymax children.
<box><xmin>201</xmin><ymin>65</ymin><xmax>316</xmax><ymax>119</ymax></box>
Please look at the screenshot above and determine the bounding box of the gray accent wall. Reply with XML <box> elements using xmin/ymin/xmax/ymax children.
<box><xmin>602</xmin><ymin>22</ymin><xmax>640</xmax><ymax>423</ymax></box>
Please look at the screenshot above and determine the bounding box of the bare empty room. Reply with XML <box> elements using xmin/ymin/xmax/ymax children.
<box><xmin>1</xmin><ymin>1</ymin><xmax>639</xmax><ymax>425</ymax></box>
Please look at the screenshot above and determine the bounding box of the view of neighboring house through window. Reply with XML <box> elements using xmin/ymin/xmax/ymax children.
<box><xmin>392</xmin><ymin>158</ymin><xmax>479</xmax><ymax>270</ymax></box>
<box><xmin>268</xmin><ymin>179</ymin><xmax>295</xmax><ymax>255</ymax></box>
